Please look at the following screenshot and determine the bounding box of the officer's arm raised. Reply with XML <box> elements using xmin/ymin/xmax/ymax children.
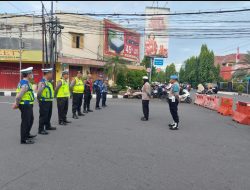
<box><xmin>69</xmin><ymin>79</ymin><xmax>76</xmax><ymax>92</ymax></box>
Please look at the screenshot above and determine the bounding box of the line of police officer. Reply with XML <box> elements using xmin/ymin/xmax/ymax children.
<box><xmin>12</xmin><ymin>67</ymin><xmax>106</xmax><ymax>144</ymax></box>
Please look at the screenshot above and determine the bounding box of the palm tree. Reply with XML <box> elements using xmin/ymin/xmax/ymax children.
<box><xmin>104</xmin><ymin>56</ymin><xmax>127</xmax><ymax>84</ymax></box>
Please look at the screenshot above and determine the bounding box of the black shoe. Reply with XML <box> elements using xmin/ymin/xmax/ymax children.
<box><xmin>64</xmin><ymin>120</ymin><xmax>72</xmax><ymax>123</ymax></box>
<box><xmin>141</xmin><ymin>117</ymin><xmax>148</xmax><ymax>121</ymax></box>
<box><xmin>59</xmin><ymin>121</ymin><xmax>67</xmax><ymax>125</ymax></box>
<box><xmin>21</xmin><ymin>139</ymin><xmax>35</xmax><ymax>144</ymax></box>
<box><xmin>87</xmin><ymin>109</ymin><xmax>93</xmax><ymax>112</ymax></box>
<box><xmin>170</xmin><ymin>123</ymin><xmax>179</xmax><ymax>130</ymax></box>
<box><xmin>168</xmin><ymin>123</ymin><xmax>175</xmax><ymax>127</ymax></box>
<box><xmin>78</xmin><ymin>112</ymin><xmax>85</xmax><ymax>116</ymax></box>
<box><xmin>46</xmin><ymin>127</ymin><xmax>57</xmax><ymax>130</ymax></box>
<box><xmin>83</xmin><ymin>110</ymin><xmax>88</xmax><ymax>113</ymax></box>
<box><xmin>95</xmin><ymin>107</ymin><xmax>101</xmax><ymax>110</ymax></box>
<box><xmin>102</xmin><ymin>105</ymin><xmax>107</xmax><ymax>108</ymax></box>
<box><xmin>38</xmin><ymin>130</ymin><xmax>49</xmax><ymax>135</ymax></box>
<box><xmin>28</xmin><ymin>134</ymin><xmax>37</xmax><ymax>139</ymax></box>
<box><xmin>73</xmin><ymin>114</ymin><xmax>79</xmax><ymax>119</ymax></box>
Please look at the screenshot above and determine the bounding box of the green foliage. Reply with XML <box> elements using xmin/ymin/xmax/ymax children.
<box><xmin>156</xmin><ymin>71</ymin><xmax>166</xmax><ymax>83</ymax></box>
<box><xmin>127</xmin><ymin>70</ymin><xmax>147</xmax><ymax>89</ymax></box>
<box><xmin>237</xmin><ymin>84</ymin><xmax>245</xmax><ymax>93</ymax></box>
<box><xmin>165</xmin><ymin>63</ymin><xmax>177</xmax><ymax>81</ymax></box>
<box><xmin>116</xmin><ymin>71</ymin><xmax>126</xmax><ymax>89</ymax></box>
<box><xmin>104</xmin><ymin>56</ymin><xmax>127</xmax><ymax>84</ymax></box>
<box><xmin>179</xmin><ymin>44</ymin><xmax>221</xmax><ymax>87</ymax></box>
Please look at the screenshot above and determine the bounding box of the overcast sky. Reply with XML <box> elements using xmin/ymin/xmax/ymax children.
<box><xmin>1</xmin><ymin>1</ymin><xmax>250</xmax><ymax>71</ymax></box>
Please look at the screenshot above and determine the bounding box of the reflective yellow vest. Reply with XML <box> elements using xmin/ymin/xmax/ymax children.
<box><xmin>40</xmin><ymin>79</ymin><xmax>54</xmax><ymax>101</ymax></box>
<box><xmin>57</xmin><ymin>79</ymin><xmax>70</xmax><ymax>98</ymax></box>
<box><xmin>73</xmin><ymin>77</ymin><xmax>84</xmax><ymax>93</ymax></box>
<box><xmin>16</xmin><ymin>80</ymin><xmax>35</xmax><ymax>105</ymax></box>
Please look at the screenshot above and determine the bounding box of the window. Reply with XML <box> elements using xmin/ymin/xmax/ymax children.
<box><xmin>71</xmin><ymin>33</ymin><xmax>84</xmax><ymax>49</ymax></box>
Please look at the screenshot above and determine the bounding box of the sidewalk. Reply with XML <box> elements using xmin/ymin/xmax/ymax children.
<box><xmin>0</xmin><ymin>90</ymin><xmax>123</xmax><ymax>99</ymax></box>
<box><xmin>218</xmin><ymin>91</ymin><xmax>250</xmax><ymax>97</ymax></box>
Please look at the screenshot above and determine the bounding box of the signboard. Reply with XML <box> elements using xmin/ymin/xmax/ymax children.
<box><xmin>145</xmin><ymin>7</ymin><xmax>169</xmax><ymax>58</ymax></box>
<box><xmin>0</xmin><ymin>49</ymin><xmax>42</xmax><ymax>62</ymax></box>
<box><xmin>104</xmin><ymin>19</ymin><xmax>140</xmax><ymax>62</ymax></box>
<box><xmin>154</xmin><ymin>58</ymin><xmax>164</xmax><ymax>66</ymax></box>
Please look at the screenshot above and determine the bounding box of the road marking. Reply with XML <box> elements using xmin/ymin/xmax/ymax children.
<box><xmin>0</xmin><ymin>102</ymin><xmax>13</xmax><ymax>104</ymax></box>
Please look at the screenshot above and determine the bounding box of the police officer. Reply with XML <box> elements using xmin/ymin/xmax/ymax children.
<box><xmin>37</xmin><ymin>68</ymin><xmax>56</xmax><ymax>135</ymax></box>
<box><xmin>101</xmin><ymin>79</ymin><xmax>108</xmax><ymax>107</ymax></box>
<box><xmin>12</xmin><ymin>67</ymin><xmax>36</xmax><ymax>144</ymax></box>
<box><xmin>141</xmin><ymin>76</ymin><xmax>151</xmax><ymax>121</ymax></box>
<box><xmin>94</xmin><ymin>74</ymin><xmax>103</xmax><ymax>110</ymax></box>
<box><xmin>55</xmin><ymin>70</ymin><xmax>71</xmax><ymax>125</ymax></box>
<box><xmin>83</xmin><ymin>74</ymin><xmax>93</xmax><ymax>113</ymax></box>
<box><xmin>70</xmin><ymin>71</ymin><xmax>85</xmax><ymax>119</ymax></box>
<box><xmin>168</xmin><ymin>75</ymin><xmax>180</xmax><ymax>130</ymax></box>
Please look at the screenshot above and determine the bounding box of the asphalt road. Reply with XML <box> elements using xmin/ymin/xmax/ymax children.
<box><xmin>0</xmin><ymin>96</ymin><xmax>250</xmax><ymax>190</ymax></box>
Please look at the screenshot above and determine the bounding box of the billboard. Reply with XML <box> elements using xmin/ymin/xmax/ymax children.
<box><xmin>145</xmin><ymin>7</ymin><xmax>169</xmax><ymax>58</ymax></box>
<box><xmin>104</xmin><ymin>19</ymin><xmax>140</xmax><ymax>62</ymax></box>
<box><xmin>0</xmin><ymin>49</ymin><xmax>42</xmax><ymax>62</ymax></box>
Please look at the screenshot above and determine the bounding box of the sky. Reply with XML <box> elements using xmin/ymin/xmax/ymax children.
<box><xmin>1</xmin><ymin>1</ymin><xmax>250</xmax><ymax>71</ymax></box>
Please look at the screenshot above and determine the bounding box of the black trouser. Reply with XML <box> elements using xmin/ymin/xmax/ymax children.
<box><xmin>142</xmin><ymin>100</ymin><xmax>149</xmax><ymax>120</ymax></box>
<box><xmin>19</xmin><ymin>104</ymin><xmax>34</xmax><ymax>142</ymax></box>
<box><xmin>95</xmin><ymin>91</ymin><xmax>101</xmax><ymax>108</ymax></box>
<box><xmin>102</xmin><ymin>92</ymin><xmax>107</xmax><ymax>106</ymax></box>
<box><xmin>39</xmin><ymin>101</ymin><xmax>53</xmax><ymax>132</ymax></box>
<box><xmin>84</xmin><ymin>93</ymin><xmax>92</xmax><ymax>111</ymax></box>
<box><xmin>57</xmin><ymin>97</ymin><xmax>68</xmax><ymax>122</ymax></box>
<box><xmin>168</xmin><ymin>99</ymin><xmax>179</xmax><ymax>123</ymax></box>
<box><xmin>72</xmin><ymin>93</ymin><xmax>83</xmax><ymax>114</ymax></box>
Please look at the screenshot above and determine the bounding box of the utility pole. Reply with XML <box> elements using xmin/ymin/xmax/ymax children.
<box><xmin>149</xmin><ymin>57</ymin><xmax>153</xmax><ymax>82</ymax></box>
<box><xmin>50</xmin><ymin>1</ymin><xmax>54</xmax><ymax>69</ymax></box>
<box><xmin>42</xmin><ymin>4</ymin><xmax>44</xmax><ymax>69</ymax></box>
<box><xmin>19</xmin><ymin>28</ymin><xmax>23</xmax><ymax>80</ymax></box>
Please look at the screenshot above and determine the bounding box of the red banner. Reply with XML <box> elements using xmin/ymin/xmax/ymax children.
<box><xmin>104</xmin><ymin>19</ymin><xmax>140</xmax><ymax>62</ymax></box>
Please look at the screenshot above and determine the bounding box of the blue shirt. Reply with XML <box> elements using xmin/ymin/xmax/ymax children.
<box><xmin>101</xmin><ymin>83</ymin><xmax>108</xmax><ymax>93</ymax></box>
<box><xmin>94</xmin><ymin>80</ymin><xmax>103</xmax><ymax>92</ymax></box>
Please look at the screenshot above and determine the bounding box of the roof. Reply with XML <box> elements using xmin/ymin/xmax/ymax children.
<box><xmin>215</xmin><ymin>53</ymin><xmax>247</xmax><ymax>66</ymax></box>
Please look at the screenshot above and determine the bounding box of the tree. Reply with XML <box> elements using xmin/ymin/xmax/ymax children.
<box><xmin>179</xmin><ymin>44</ymin><xmax>221</xmax><ymax>87</ymax></box>
<box><xmin>156</xmin><ymin>71</ymin><xmax>166</xmax><ymax>83</ymax></box>
<box><xmin>127</xmin><ymin>70</ymin><xmax>147</xmax><ymax>89</ymax></box>
<box><xmin>104</xmin><ymin>56</ymin><xmax>127</xmax><ymax>84</ymax></box>
<box><xmin>165</xmin><ymin>63</ymin><xmax>177</xmax><ymax>81</ymax></box>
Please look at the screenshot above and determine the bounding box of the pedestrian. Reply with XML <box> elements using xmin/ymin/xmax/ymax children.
<box><xmin>93</xmin><ymin>74</ymin><xmax>103</xmax><ymax>110</ymax></box>
<box><xmin>12</xmin><ymin>67</ymin><xmax>36</xmax><ymax>144</ymax></box>
<box><xmin>70</xmin><ymin>71</ymin><xmax>85</xmax><ymax>119</ymax></box>
<box><xmin>168</xmin><ymin>75</ymin><xmax>180</xmax><ymax>130</ymax></box>
<box><xmin>83</xmin><ymin>74</ymin><xmax>93</xmax><ymax>113</ymax></box>
<box><xmin>37</xmin><ymin>68</ymin><xmax>56</xmax><ymax>135</ymax></box>
<box><xmin>54</xmin><ymin>70</ymin><xmax>71</xmax><ymax>125</ymax></box>
<box><xmin>102</xmin><ymin>79</ymin><xmax>108</xmax><ymax>107</ymax></box>
<box><xmin>141</xmin><ymin>76</ymin><xmax>151</xmax><ymax>121</ymax></box>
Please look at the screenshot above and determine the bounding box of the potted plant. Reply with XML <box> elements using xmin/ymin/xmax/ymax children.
<box><xmin>237</xmin><ymin>84</ymin><xmax>244</xmax><ymax>95</ymax></box>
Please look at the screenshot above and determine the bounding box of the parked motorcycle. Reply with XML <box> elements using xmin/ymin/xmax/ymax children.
<box><xmin>179</xmin><ymin>89</ymin><xmax>192</xmax><ymax>103</ymax></box>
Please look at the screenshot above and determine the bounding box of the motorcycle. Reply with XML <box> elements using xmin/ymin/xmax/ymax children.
<box><xmin>179</xmin><ymin>89</ymin><xmax>192</xmax><ymax>103</ymax></box>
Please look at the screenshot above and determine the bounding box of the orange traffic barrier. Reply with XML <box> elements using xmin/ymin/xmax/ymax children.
<box><xmin>194</xmin><ymin>94</ymin><xmax>199</xmax><ymax>105</ymax></box>
<box><xmin>204</xmin><ymin>96</ymin><xmax>220</xmax><ymax>111</ymax></box>
<box><xmin>194</xmin><ymin>94</ymin><xmax>206</xmax><ymax>106</ymax></box>
<box><xmin>232</xmin><ymin>102</ymin><xmax>250</xmax><ymax>125</ymax></box>
<box><xmin>204</xmin><ymin>95</ymin><xmax>212</xmax><ymax>109</ymax></box>
<box><xmin>217</xmin><ymin>97</ymin><xmax>233</xmax><ymax>116</ymax></box>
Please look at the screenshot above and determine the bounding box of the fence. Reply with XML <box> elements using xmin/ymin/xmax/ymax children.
<box><xmin>219</xmin><ymin>82</ymin><xmax>250</xmax><ymax>94</ymax></box>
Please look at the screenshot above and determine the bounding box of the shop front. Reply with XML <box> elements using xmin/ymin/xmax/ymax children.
<box><xmin>0</xmin><ymin>49</ymin><xmax>42</xmax><ymax>89</ymax></box>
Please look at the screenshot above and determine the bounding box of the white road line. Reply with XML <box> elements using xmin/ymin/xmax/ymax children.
<box><xmin>0</xmin><ymin>102</ymin><xmax>13</xmax><ymax>104</ymax></box>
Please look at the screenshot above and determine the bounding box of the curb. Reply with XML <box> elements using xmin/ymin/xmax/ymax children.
<box><xmin>218</xmin><ymin>91</ymin><xmax>250</xmax><ymax>97</ymax></box>
<box><xmin>0</xmin><ymin>91</ymin><xmax>123</xmax><ymax>99</ymax></box>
